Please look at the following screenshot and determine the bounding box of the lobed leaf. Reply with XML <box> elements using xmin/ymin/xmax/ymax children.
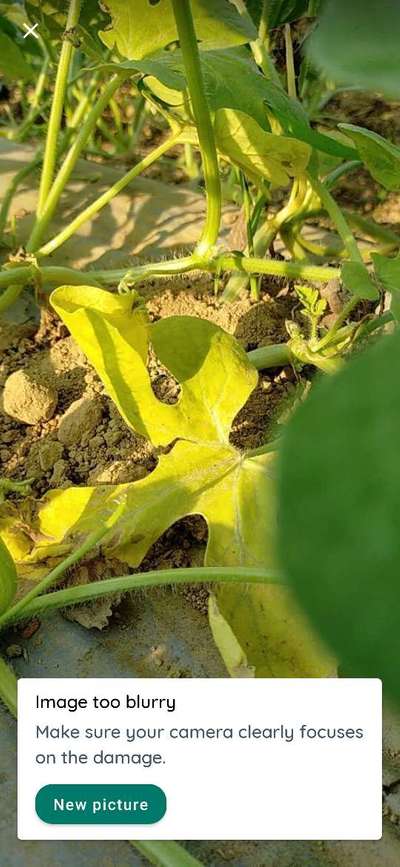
<box><xmin>99</xmin><ymin>0</ymin><xmax>257</xmax><ymax>60</ymax></box>
<box><xmin>1</xmin><ymin>285</ymin><xmax>333</xmax><ymax>680</ymax></box>
<box><xmin>51</xmin><ymin>285</ymin><xmax>257</xmax><ymax>447</ymax></box>
<box><xmin>214</xmin><ymin>107</ymin><xmax>311</xmax><ymax>186</ymax></box>
<box><xmin>279</xmin><ymin>329</ymin><xmax>400</xmax><ymax>705</ymax></box>
<box><xmin>339</xmin><ymin>124</ymin><xmax>400</xmax><ymax>191</ymax></box>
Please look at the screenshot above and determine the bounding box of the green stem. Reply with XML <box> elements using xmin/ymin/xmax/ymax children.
<box><xmin>0</xmin><ymin>254</ymin><xmax>340</xmax><ymax>294</ymax></box>
<box><xmin>0</xmin><ymin>656</ymin><xmax>17</xmax><ymax>717</ymax></box>
<box><xmin>217</xmin><ymin>254</ymin><xmax>340</xmax><ymax>282</ymax></box>
<box><xmin>248</xmin><ymin>343</ymin><xmax>291</xmax><ymax>369</ymax></box>
<box><xmin>240</xmin><ymin>172</ymin><xmax>259</xmax><ymax>300</ymax></box>
<box><xmin>308</xmin><ymin>173</ymin><xmax>363</xmax><ymax>264</ymax></box>
<box><xmin>130</xmin><ymin>841</ymin><xmax>204</xmax><ymax>867</ymax></box>
<box><xmin>0</xmin><ymin>284</ymin><xmax>24</xmax><ymax>314</ymax></box>
<box><xmin>0</xmin><ymin>151</ymin><xmax>42</xmax><ymax>239</ymax></box>
<box><xmin>171</xmin><ymin>0</ymin><xmax>221</xmax><ymax>254</ymax></box>
<box><xmin>27</xmin><ymin>73</ymin><xmax>126</xmax><ymax>253</ymax></box>
<box><xmin>37</xmin><ymin>0</ymin><xmax>82</xmax><ymax>215</ymax></box>
<box><xmin>284</xmin><ymin>24</ymin><xmax>296</xmax><ymax>99</ymax></box>
<box><xmin>234</xmin><ymin>0</ymin><xmax>281</xmax><ymax>84</ymax></box>
<box><xmin>1</xmin><ymin>567</ymin><xmax>282</xmax><ymax>627</ymax></box>
<box><xmin>37</xmin><ymin>131</ymin><xmax>182</xmax><ymax>257</ymax></box>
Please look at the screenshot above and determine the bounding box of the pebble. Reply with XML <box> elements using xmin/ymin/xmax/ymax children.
<box><xmin>2</xmin><ymin>369</ymin><xmax>58</xmax><ymax>425</ymax></box>
<box><xmin>38</xmin><ymin>440</ymin><xmax>64</xmax><ymax>471</ymax></box>
<box><xmin>57</xmin><ymin>395</ymin><xmax>103</xmax><ymax>446</ymax></box>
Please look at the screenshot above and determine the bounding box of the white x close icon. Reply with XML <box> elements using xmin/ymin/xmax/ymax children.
<box><xmin>23</xmin><ymin>22</ymin><xmax>39</xmax><ymax>39</ymax></box>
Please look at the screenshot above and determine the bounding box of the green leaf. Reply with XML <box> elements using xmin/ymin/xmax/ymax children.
<box><xmin>214</xmin><ymin>107</ymin><xmax>311</xmax><ymax>186</ymax></box>
<box><xmin>341</xmin><ymin>261</ymin><xmax>379</xmax><ymax>301</ymax></box>
<box><xmin>25</xmin><ymin>0</ymin><xmax>108</xmax><ymax>36</ymax></box>
<box><xmin>245</xmin><ymin>0</ymin><xmax>314</xmax><ymax>29</ymax></box>
<box><xmin>0</xmin><ymin>537</ymin><xmax>17</xmax><ymax>615</ymax></box>
<box><xmin>372</xmin><ymin>253</ymin><xmax>400</xmax><ymax>320</ymax></box>
<box><xmin>0</xmin><ymin>31</ymin><xmax>34</xmax><ymax>81</ymax></box>
<box><xmin>279</xmin><ymin>329</ymin><xmax>400</xmax><ymax>705</ymax></box>
<box><xmin>1</xmin><ymin>285</ymin><xmax>331</xmax><ymax>680</ymax></box>
<box><xmin>339</xmin><ymin>124</ymin><xmax>400</xmax><ymax>191</ymax></box>
<box><xmin>99</xmin><ymin>0</ymin><xmax>257</xmax><ymax>60</ymax></box>
<box><xmin>266</xmin><ymin>0</ymin><xmax>312</xmax><ymax>29</ymax></box>
<box><xmin>143</xmin><ymin>47</ymin><xmax>273</xmax><ymax>130</ymax></box>
<box><xmin>259</xmin><ymin>79</ymin><xmax>357</xmax><ymax>160</ymax></box>
<box><xmin>307</xmin><ymin>0</ymin><xmax>400</xmax><ymax>98</ymax></box>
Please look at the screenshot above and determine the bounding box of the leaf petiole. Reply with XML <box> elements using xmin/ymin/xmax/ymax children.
<box><xmin>1</xmin><ymin>567</ymin><xmax>283</xmax><ymax>628</ymax></box>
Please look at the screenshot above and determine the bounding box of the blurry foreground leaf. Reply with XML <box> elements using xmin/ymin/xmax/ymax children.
<box><xmin>307</xmin><ymin>0</ymin><xmax>400</xmax><ymax>98</ymax></box>
<box><xmin>279</xmin><ymin>329</ymin><xmax>400</xmax><ymax>705</ymax></box>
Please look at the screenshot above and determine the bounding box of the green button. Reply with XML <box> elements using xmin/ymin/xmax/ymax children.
<box><xmin>35</xmin><ymin>784</ymin><xmax>166</xmax><ymax>825</ymax></box>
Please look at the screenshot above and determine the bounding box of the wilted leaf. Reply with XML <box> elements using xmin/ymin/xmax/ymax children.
<box><xmin>1</xmin><ymin>285</ymin><xmax>331</xmax><ymax>679</ymax></box>
<box><xmin>372</xmin><ymin>253</ymin><xmax>400</xmax><ymax>319</ymax></box>
<box><xmin>215</xmin><ymin>107</ymin><xmax>311</xmax><ymax>186</ymax></box>
<box><xmin>50</xmin><ymin>285</ymin><xmax>256</xmax><ymax>447</ymax></box>
<box><xmin>339</xmin><ymin>124</ymin><xmax>400</xmax><ymax>191</ymax></box>
<box><xmin>341</xmin><ymin>261</ymin><xmax>379</xmax><ymax>301</ymax></box>
<box><xmin>99</xmin><ymin>0</ymin><xmax>257</xmax><ymax>60</ymax></box>
<box><xmin>307</xmin><ymin>0</ymin><xmax>400</xmax><ymax>98</ymax></box>
<box><xmin>279</xmin><ymin>329</ymin><xmax>400</xmax><ymax>705</ymax></box>
<box><xmin>0</xmin><ymin>537</ymin><xmax>17</xmax><ymax>615</ymax></box>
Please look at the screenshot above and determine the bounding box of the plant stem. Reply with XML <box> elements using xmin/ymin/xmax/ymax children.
<box><xmin>130</xmin><ymin>841</ymin><xmax>204</xmax><ymax>867</ymax></box>
<box><xmin>308</xmin><ymin>173</ymin><xmax>363</xmax><ymax>264</ymax></box>
<box><xmin>37</xmin><ymin>0</ymin><xmax>82</xmax><ymax>215</ymax></box>
<box><xmin>0</xmin><ymin>151</ymin><xmax>42</xmax><ymax>240</ymax></box>
<box><xmin>1</xmin><ymin>567</ymin><xmax>282</xmax><ymax>626</ymax></box>
<box><xmin>37</xmin><ymin>131</ymin><xmax>182</xmax><ymax>257</ymax></box>
<box><xmin>0</xmin><ymin>255</ymin><xmax>340</xmax><ymax>294</ymax></box>
<box><xmin>284</xmin><ymin>24</ymin><xmax>297</xmax><ymax>99</ymax></box>
<box><xmin>27</xmin><ymin>73</ymin><xmax>126</xmax><ymax>253</ymax></box>
<box><xmin>240</xmin><ymin>172</ymin><xmax>259</xmax><ymax>300</ymax></box>
<box><xmin>0</xmin><ymin>284</ymin><xmax>24</xmax><ymax>313</ymax></box>
<box><xmin>171</xmin><ymin>0</ymin><xmax>221</xmax><ymax>255</ymax></box>
<box><xmin>217</xmin><ymin>254</ymin><xmax>340</xmax><ymax>282</ymax></box>
<box><xmin>0</xmin><ymin>656</ymin><xmax>17</xmax><ymax>717</ymax></box>
<box><xmin>248</xmin><ymin>343</ymin><xmax>291</xmax><ymax>369</ymax></box>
